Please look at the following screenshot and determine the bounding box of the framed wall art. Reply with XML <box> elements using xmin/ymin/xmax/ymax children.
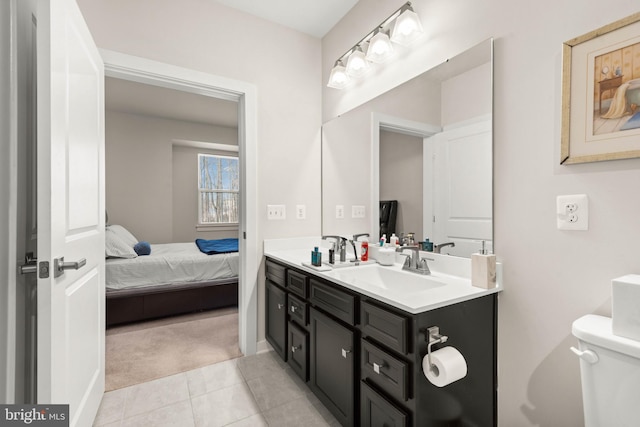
<box><xmin>561</xmin><ymin>12</ymin><xmax>640</xmax><ymax>164</ymax></box>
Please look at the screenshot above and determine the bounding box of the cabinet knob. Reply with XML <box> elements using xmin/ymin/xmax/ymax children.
<box><xmin>291</xmin><ymin>345</ymin><xmax>301</xmax><ymax>353</ymax></box>
<box><xmin>277</xmin><ymin>303</ymin><xmax>283</xmax><ymax>310</ymax></box>
<box><xmin>341</xmin><ymin>348</ymin><xmax>351</xmax><ymax>358</ymax></box>
<box><xmin>291</xmin><ymin>306</ymin><xmax>297</xmax><ymax>313</ymax></box>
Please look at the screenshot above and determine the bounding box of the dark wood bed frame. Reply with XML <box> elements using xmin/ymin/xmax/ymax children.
<box><xmin>106</xmin><ymin>278</ymin><xmax>238</xmax><ymax>327</ymax></box>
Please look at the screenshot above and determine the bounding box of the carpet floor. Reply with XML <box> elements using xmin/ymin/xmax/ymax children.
<box><xmin>105</xmin><ymin>307</ymin><xmax>242</xmax><ymax>391</ymax></box>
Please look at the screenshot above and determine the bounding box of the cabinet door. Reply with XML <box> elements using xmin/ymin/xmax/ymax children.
<box><xmin>361</xmin><ymin>380</ymin><xmax>408</xmax><ymax>427</ymax></box>
<box><xmin>310</xmin><ymin>307</ymin><xmax>355</xmax><ymax>427</ymax></box>
<box><xmin>288</xmin><ymin>321</ymin><xmax>309</xmax><ymax>382</ymax></box>
<box><xmin>266</xmin><ymin>280</ymin><xmax>287</xmax><ymax>360</ymax></box>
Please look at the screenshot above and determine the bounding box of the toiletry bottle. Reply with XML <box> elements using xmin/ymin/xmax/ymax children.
<box><xmin>390</xmin><ymin>233</ymin><xmax>398</xmax><ymax>246</ymax></box>
<box><xmin>380</xmin><ymin>234</ymin><xmax>386</xmax><ymax>247</ymax></box>
<box><xmin>312</xmin><ymin>247</ymin><xmax>321</xmax><ymax>267</ymax></box>
<box><xmin>329</xmin><ymin>248</ymin><xmax>335</xmax><ymax>264</ymax></box>
<box><xmin>471</xmin><ymin>241</ymin><xmax>496</xmax><ymax>289</ymax></box>
<box><xmin>361</xmin><ymin>240</ymin><xmax>369</xmax><ymax>262</ymax></box>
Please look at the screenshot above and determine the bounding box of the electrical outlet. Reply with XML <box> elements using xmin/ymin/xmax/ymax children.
<box><xmin>267</xmin><ymin>204</ymin><xmax>286</xmax><ymax>220</ymax></box>
<box><xmin>336</xmin><ymin>205</ymin><xmax>344</xmax><ymax>219</ymax></box>
<box><xmin>557</xmin><ymin>195</ymin><xmax>588</xmax><ymax>230</ymax></box>
<box><xmin>296</xmin><ymin>204</ymin><xmax>306</xmax><ymax>220</ymax></box>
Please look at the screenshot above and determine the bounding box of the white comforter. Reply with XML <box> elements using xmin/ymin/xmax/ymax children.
<box><xmin>106</xmin><ymin>242</ymin><xmax>239</xmax><ymax>290</ymax></box>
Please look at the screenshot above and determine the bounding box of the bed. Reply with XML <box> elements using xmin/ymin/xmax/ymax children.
<box><xmin>105</xmin><ymin>225</ymin><xmax>239</xmax><ymax>327</ymax></box>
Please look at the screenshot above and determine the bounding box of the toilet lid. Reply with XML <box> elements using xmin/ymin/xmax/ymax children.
<box><xmin>572</xmin><ymin>314</ymin><xmax>640</xmax><ymax>359</ymax></box>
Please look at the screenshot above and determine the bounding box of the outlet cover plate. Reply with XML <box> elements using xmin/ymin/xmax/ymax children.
<box><xmin>557</xmin><ymin>194</ymin><xmax>588</xmax><ymax>230</ymax></box>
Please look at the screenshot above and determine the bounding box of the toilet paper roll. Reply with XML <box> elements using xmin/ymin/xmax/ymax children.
<box><xmin>423</xmin><ymin>346</ymin><xmax>467</xmax><ymax>387</ymax></box>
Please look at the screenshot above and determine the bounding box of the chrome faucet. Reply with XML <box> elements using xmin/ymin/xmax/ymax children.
<box><xmin>434</xmin><ymin>242</ymin><xmax>455</xmax><ymax>254</ymax></box>
<box><xmin>396</xmin><ymin>246</ymin><xmax>431</xmax><ymax>275</ymax></box>
<box><xmin>353</xmin><ymin>233</ymin><xmax>370</xmax><ymax>242</ymax></box>
<box><xmin>322</xmin><ymin>235</ymin><xmax>347</xmax><ymax>262</ymax></box>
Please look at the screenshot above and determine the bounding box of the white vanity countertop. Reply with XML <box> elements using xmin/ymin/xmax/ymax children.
<box><xmin>264</xmin><ymin>237</ymin><xmax>503</xmax><ymax>315</ymax></box>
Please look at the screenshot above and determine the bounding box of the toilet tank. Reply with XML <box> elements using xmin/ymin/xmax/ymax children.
<box><xmin>572</xmin><ymin>315</ymin><xmax>640</xmax><ymax>427</ymax></box>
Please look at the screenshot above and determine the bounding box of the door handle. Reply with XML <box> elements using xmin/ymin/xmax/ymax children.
<box><xmin>341</xmin><ymin>348</ymin><xmax>351</xmax><ymax>358</ymax></box>
<box><xmin>54</xmin><ymin>256</ymin><xmax>87</xmax><ymax>278</ymax></box>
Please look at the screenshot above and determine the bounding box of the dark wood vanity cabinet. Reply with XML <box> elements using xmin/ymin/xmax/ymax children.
<box><xmin>265</xmin><ymin>257</ymin><xmax>497</xmax><ymax>427</ymax></box>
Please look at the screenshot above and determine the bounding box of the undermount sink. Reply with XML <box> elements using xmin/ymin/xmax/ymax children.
<box><xmin>324</xmin><ymin>263</ymin><xmax>446</xmax><ymax>294</ymax></box>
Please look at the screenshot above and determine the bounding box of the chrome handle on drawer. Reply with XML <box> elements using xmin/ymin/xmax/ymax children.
<box><xmin>277</xmin><ymin>303</ymin><xmax>284</xmax><ymax>309</ymax></box>
<box><xmin>291</xmin><ymin>345</ymin><xmax>301</xmax><ymax>353</ymax></box>
<box><xmin>341</xmin><ymin>348</ymin><xmax>351</xmax><ymax>358</ymax></box>
<box><xmin>373</xmin><ymin>362</ymin><xmax>386</xmax><ymax>374</ymax></box>
<box><xmin>291</xmin><ymin>305</ymin><xmax>297</xmax><ymax>313</ymax></box>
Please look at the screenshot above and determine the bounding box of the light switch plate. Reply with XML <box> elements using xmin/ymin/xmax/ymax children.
<box><xmin>557</xmin><ymin>194</ymin><xmax>588</xmax><ymax>230</ymax></box>
<box><xmin>267</xmin><ymin>204</ymin><xmax>286</xmax><ymax>220</ymax></box>
<box><xmin>352</xmin><ymin>205</ymin><xmax>365</xmax><ymax>218</ymax></box>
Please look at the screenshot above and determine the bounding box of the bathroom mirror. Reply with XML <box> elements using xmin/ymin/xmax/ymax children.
<box><xmin>321</xmin><ymin>38</ymin><xmax>493</xmax><ymax>258</ymax></box>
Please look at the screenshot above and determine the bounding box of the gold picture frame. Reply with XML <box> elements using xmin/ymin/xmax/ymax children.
<box><xmin>561</xmin><ymin>12</ymin><xmax>640</xmax><ymax>164</ymax></box>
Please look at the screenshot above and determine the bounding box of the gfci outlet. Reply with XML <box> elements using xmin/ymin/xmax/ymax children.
<box><xmin>557</xmin><ymin>194</ymin><xmax>588</xmax><ymax>230</ymax></box>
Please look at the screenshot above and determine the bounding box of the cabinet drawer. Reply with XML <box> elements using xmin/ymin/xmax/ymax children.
<box><xmin>288</xmin><ymin>293</ymin><xmax>308</xmax><ymax>326</ymax></box>
<box><xmin>287</xmin><ymin>270</ymin><xmax>309</xmax><ymax>298</ymax></box>
<box><xmin>310</xmin><ymin>279</ymin><xmax>356</xmax><ymax>326</ymax></box>
<box><xmin>288</xmin><ymin>321</ymin><xmax>309</xmax><ymax>382</ymax></box>
<box><xmin>361</xmin><ymin>339</ymin><xmax>410</xmax><ymax>401</ymax></box>
<box><xmin>361</xmin><ymin>380</ymin><xmax>409</xmax><ymax>427</ymax></box>
<box><xmin>361</xmin><ymin>301</ymin><xmax>409</xmax><ymax>354</ymax></box>
<box><xmin>266</xmin><ymin>260</ymin><xmax>286</xmax><ymax>287</ymax></box>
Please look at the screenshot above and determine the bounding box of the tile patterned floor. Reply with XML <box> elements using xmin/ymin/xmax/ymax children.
<box><xmin>94</xmin><ymin>351</ymin><xmax>341</xmax><ymax>427</ymax></box>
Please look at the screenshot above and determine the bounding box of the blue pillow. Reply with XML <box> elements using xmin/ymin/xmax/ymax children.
<box><xmin>134</xmin><ymin>241</ymin><xmax>151</xmax><ymax>256</ymax></box>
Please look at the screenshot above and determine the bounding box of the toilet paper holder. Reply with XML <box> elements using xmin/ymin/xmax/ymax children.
<box><xmin>425</xmin><ymin>326</ymin><xmax>448</xmax><ymax>370</ymax></box>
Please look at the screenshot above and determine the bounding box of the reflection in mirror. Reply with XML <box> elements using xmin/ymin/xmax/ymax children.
<box><xmin>322</xmin><ymin>38</ymin><xmax>493</xmax><ymax>258</ymax></box>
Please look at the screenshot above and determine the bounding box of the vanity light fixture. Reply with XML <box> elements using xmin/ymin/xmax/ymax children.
<box><xmin>327</xmin><ymin>2</ymin><xmax>424</xmax><ymax>89</ymax></box>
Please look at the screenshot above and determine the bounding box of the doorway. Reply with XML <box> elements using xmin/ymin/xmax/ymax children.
<box><xmin>102</xmin><ymin>50</ymin><xmax>258</xmax><ymax>358</ymax></box>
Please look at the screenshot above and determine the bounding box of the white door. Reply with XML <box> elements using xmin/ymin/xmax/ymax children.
<box><xmin>431</xmin><ymin>119</ymin><xmax>492</xmax><ymax>256</ymax></box>
<box><xmin>36</xmin><ymin>0</ymin><xmax>105</xmax><ymax>425</ymax></box>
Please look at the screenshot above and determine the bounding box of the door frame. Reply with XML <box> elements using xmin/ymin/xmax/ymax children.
<box><xmin>101</xmin><ymin>50</ymin><xmax>258</xmax><ymax>355</ymax></box>
<box><xmin>370</xmin><ymin>112</ymin><xmax>440</xmax><ymax>240</ymax></box>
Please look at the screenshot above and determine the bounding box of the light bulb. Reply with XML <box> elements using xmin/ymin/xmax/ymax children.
<box><xmin>391</xmin><ymin>8</ymin><xmax>424</xmax><ymax>46</ymax></box>
<box><xmin>327</xmin><ymin>61</ymin><xmax>351</xmax><ymax>89</ymax></box>
<box><xmin>365</xmin><ymin>30</ymin><xmax>394</xmax><ymax>63</ymax></box>
<box><xmin>346</xmin><ymin>47</ymin><xmax>370</xmax><ymax>78</ymax></box>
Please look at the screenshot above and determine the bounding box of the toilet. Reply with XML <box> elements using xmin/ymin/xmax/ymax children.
<box><xmin>571</xmin><ymin>314</ymin><xmax>640</xmax><ymax>427</ymax></box>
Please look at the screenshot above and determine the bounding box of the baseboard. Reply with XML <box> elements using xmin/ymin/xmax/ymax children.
<box><xmin>256</xmin><ymin>339</ymin><xmax>273</xmax><ymax>354</ymax></box>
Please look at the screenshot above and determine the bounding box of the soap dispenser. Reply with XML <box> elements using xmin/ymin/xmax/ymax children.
<box><xmin>471</xmin><ymin>241</ymin><xmax>496</xmax><ymax>289</ymax></box>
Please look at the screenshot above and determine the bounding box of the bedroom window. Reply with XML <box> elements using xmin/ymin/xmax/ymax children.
<box><xmin>198</xmin><ymin>154</ymin><xmax>239</xmax><ymax>225</ymax></box>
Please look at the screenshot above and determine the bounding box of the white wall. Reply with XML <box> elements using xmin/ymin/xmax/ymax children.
<box><xmin>105</xmin><ymin>110</ymin><xmax>237</xmax><ymax>243</ymax></box>
<box><xmin>78</xmin><ymin>0</ymin><xmax>323</xmax><ymax>343</ymax></box>
<box><xmin>323</xmin><ymin>0</ymin><xmax>640</xmax><ymax>425</ymax></box>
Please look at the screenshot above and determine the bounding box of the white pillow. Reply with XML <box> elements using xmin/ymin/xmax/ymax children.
<box><xmin>107</xmin><ymin>224</ymin><xmax>138</xmax><ymax>247</ymax></box>
<box><xmin>105</xmin><ymin>227</ymin><xmax>138</xmax><ymax>259</ymax></box>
